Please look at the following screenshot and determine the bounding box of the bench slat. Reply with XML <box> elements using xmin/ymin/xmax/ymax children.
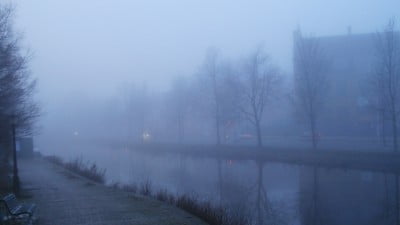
<box><xmin>15</xmin><ymin>203</ymin><xmax>36</xmax><ymax>215</ymax></box>
<box><xmin>11</xmin><ymin>205</ymin><xmax>22</xmax><ymax>214</ymax></box>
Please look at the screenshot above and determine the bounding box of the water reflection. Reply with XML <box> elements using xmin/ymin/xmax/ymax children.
<box><xmin>45</xmin><ymin>144</ymin><xmax>400</xmax><ymax>225</ymax></box>
<box><xmin>299</xmin><ymin>166</ymin><xmax>400</xmax><ymax>225</ymax></box>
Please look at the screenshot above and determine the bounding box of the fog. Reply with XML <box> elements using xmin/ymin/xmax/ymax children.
<box><xmin>4</xmin><ymin>0</ymin><xmax>400</xmax><ymax>224</ymax></box>
<box><xmin>15</xmin><ymin>0</ymin><xmax>399</xmax><ymax>93</ymax></box>
<box><xmin>11</xmin><ymin>0</ymin><xmax>399</xmax><ymax>149</ymax></box>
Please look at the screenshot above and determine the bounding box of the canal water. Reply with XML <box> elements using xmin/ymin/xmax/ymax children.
<box><xmin>43</xmin><ymin>141</ymin><xmax>397</xmax><ymax>225</ymax></box>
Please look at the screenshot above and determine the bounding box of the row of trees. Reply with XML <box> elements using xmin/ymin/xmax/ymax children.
<box><xmin>120</xmin><ymin>44</ymin><xmax>315</xmax><ymax>148</ymax></box>
<box><xmin>198</xmin><ymin>39</ymin><xmax>328</xmax><ymax>149</ymax></box>
<box><xmin>369</xmin><ymin>19</ymin><xmax>400</xmax><ymax>152</ymax></box>
<box><xmin>118</xmin><ymin>19</ymin><xmax>399</xmax><ymax>151</ymax></box>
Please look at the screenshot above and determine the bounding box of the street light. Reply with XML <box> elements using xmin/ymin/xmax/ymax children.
<box><xmin>11</xmin><ymin>119</ymin><xmax>19</xmax><ymax>194</ymax></box>
<box><xmin>1</xmin><ymin>106</ymin><xmax>20</xmax><ymax>194</ymax></box>
<box><xmin>3</xmin><ymin>111</ymin><xmax>20</xmax><ymax>195</ymax></box>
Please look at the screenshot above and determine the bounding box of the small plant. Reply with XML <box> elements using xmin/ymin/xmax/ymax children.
<box><xmin>139</xmin><ymin>180</ymin><xmax>152</xmax><ymax>196</ymax></box>
<box><xmin>64</xmin><ymin>157</ymin><xmax>106</xmax><ymax>184</ymax></box>
<box><xmin>46</xmin><ymin>155</ymin><xmax>250</xmax><ymax>225</ymax></box>
<box><xmin>45</xmin><ymin>155</ymin><xmax>106</xmax><ymax>184</ymax></box>
<box><xmin>116</xmin><ymin>181</ymin><xmax>251</xmax><ymax>225</ymax></box>
<box><xmin>175</xmin><ymin>195</ymin><xmax>224</xmax><ymax>225</ymax></box>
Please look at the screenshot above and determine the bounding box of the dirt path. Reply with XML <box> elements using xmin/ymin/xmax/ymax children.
<box><xmin>18</xmin><ymin>158</ymin><xmax>207</xmax><ymax>225</ymax></box>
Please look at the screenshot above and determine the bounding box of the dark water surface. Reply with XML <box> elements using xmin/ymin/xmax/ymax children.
<box><xmin>44</xmin><ymin>142</ymin><xmax>397</xmax><ymax>225</ymax></box>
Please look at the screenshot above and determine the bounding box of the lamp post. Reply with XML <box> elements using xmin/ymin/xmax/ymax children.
<box><xmin>2</xmin><ymin>108</ymin><xmax>20</xmax><ymax>194</ymax></box>
<box><xmin>11</xmin><ymin>117</ymin><xmax>19</xmax><ymax>194</ymax></box>
<box><xmin>7</xmin><ymin>110</ymin><xmax>19</xmax><ymax>195</ymax></box>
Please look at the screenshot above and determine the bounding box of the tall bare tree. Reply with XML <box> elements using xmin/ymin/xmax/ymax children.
<box><xmin>167</xmin><ymin>76</ymin><xmax>191</xmax><ymax>142</ymax></box>
<box><xmin>119</xmin><ymin>83</ymin><xmax>151</xmax><ymax>142</ymax></box>
<box><xmin>215</xmin><ymin>62</ymin><xmax>241</xmax><ymax>144</ymax></box>
<box><xmin>369</xmin><ymin>19</ymin><xmax>400</xmax><ymax>225</ymax></box>
<box><xmin>370</xmin><ymin>19</ymin><xmax>400</xmax><ymax>152</ymax></box>
<box><xmin>238</xmin><ymin>48</ymin><xmax>281</xmax><ymax>147</ymax></box>
<box><xmin>199</xmin><ymin>48</ymin><xmax>223</xmax><ymax>145</ymax></box>
<box><xmin>292</xmin><ymin>32</ymin><xmax>329</xmax><ymax>150</ymax></box>
<box><xmin>0</xmin><ymin>4</ymin><xmax>39</xmax><ymax>168</ymax></box>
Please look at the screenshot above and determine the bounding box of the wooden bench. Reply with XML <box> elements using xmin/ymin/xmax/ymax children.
<box><xmin>0</xmin><ymin>194</ymin><xmax>36</xmax><ymax>225</ymax></box>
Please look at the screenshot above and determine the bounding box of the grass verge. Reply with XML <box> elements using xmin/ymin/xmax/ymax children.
<box><xmin>46</xmin><ymin>155</ymin><xmax>250</xmax><ymax>225</ymax></box>
<box><xmin>111</xmin><ymin>182</ymin><xmax>251</xmax><ymax>225</ymax></box>
<box><xmin>45</xmin><ymin>155</ymin><xmax>106</xmax><ymax>184</ymax></box>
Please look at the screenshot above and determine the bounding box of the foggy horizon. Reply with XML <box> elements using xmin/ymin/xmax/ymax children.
<box><xmin>13</xmin><ymin>0</ymin><xmax>400</xmax><ymax>101</ymax></box>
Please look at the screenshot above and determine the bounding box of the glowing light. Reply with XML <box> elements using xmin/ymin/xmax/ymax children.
<box><xmin>227</xmin><ymin>160</ymin><xmax>234</xmax><ymax>165</ymax></box>
<box><xmin>142</xmin><ymin>132</ymin><xmax>151</xmax><ymax>142</ymax></box>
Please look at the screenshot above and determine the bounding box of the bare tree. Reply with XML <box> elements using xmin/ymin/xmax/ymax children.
<box><xmin>238</xmin><ymin>48</ymin><xmax>281</xmax><ymax>147</ymax></box>
<box><xmin>0</xmin><ymin>4</ymin><xmax>39</xmax><ymax>167</ymax></box>
<box><xmin>292</xmin><ymin>32</ymin><xmax>329</xmax><ymax>150</ymax></box>
<box><xmin>167</xmin><ymin>76</ymin><xmax>191</xmax><ymax>143</ymax></box>
<box><xmin>366</xmin><ymin>74</ymin><xmax>388</xmax><ymax>147</ymax></box>
<box><xmin>370</xmin><ymin>19</ymin><xmax>400</xmax><ymax>152</ymax></box>
<box><xmin>199</xmin><ymin>48</ymin><xmax>223</xmax><ymax>145</ymax></box>
<box><xmin>369</xmin><ymin>19</ymin><xmax>400</xmax><ymax>225</ymax></box>
<box><xmin>119</xmin><ymin>83</ymin><xmax>151</xmax><ymax>142</ymax></box>
<box><xmin>217</xmin><ymin>62</ymin><xmax>241</xmax><ymax>144</ymax></box>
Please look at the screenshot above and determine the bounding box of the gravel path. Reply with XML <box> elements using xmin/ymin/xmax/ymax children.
<box><xmin>19</xmin><ymin>158</ymin><xmax>207</xmax><ymax>225</ymax></box>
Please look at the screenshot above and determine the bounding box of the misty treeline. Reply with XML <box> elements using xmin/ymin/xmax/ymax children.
<box><xmin>58</xmin><ymin>19</ymin><xmax>400</xmax><ymax>151</ymax></box>
<box><xmin>101</xmin><ymin>46</ymin><xmax>283</xmax><ymax>148</ymax></box>
<box><xmin>368</xmin><ymin>19</ymin><xmax>400</xmax><ymax>152</ymax></box>
<box><xmin>0</xmin><ymin>4</ymin><xmax>39</xmax><ymax>167</ymax></box>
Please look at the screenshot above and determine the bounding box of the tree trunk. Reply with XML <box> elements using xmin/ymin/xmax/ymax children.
<box><xmin>212</xmin><ymin>70</ymin><xmax>221</xmax><ymax>146</ymax></box>
<box><xmin>310</xmin><ymin>116</ymin><xmax>317</xmax><ymax>150</ymax></box>
<box><xmin>217</xmin><ymin>159</ymin><xmax>223</xmax><ymax>205</ymax></box>
<box><xmin>256</xmin><ymin>162</ymin><xmax>264</xmax><ymax>225</ymax></box>
<box><xmin>396</xmin><ymin>175</ymin><xmax>399</xmax><ymax>225</ymax></box>
<box><xmin>255</xmin><ymin>119</ymin><xmax>263</xmax><ymax>147</ymax></box>
<box><xmin>215</xmin><ymin>113</ymin><xmax>221</xmax><ymax>145</ymax></box>
<box><xmin>381</xmin><ymin>112</ymin><xmax>387</xmax><ymax>146</ymax></box>
<box><xmin>392</xmin><ymin>111</ymin><xmax>398</xmax><ymax>152</ymax></box>
<box><xmin>178</xmin><ymin>115</ymin><xmax>184</xmax><ymax>143</ymax></box>
<box><xmin>384</xmin><ymin>174</ymin><xmax>390</xmax><ymax>219</ymax></box>
<box><xmin>312</xmin><ymin>166</ymin><xmax>318</xmax><ymax>225</ymax></box>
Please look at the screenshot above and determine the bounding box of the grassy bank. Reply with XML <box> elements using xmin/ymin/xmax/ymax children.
<box><xmin>45</xmin><ymin>155</ymin><xmax>106</xmax><ymax>184</ymax></box>
<box><xmin>111</xmin><ymin>182</ymin><xmax>251</xmax><ymax>225</ymax></box>
<box><xmin>45</xmin><ymin>155</ymin><xmax>250</xmax><ymax>225</ymax></box>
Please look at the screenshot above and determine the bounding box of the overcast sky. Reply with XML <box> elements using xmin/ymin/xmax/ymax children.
<box><xmin>10</xmin><ymin>0</ymin><xmax>400</xmax><ymax>109</ymax></box>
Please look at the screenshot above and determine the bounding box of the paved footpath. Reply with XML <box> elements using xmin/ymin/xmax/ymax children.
<box><xmin>18</xmin><ymin>158</ymin><xmax>207</xmax><ymax>225</ymax></box>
